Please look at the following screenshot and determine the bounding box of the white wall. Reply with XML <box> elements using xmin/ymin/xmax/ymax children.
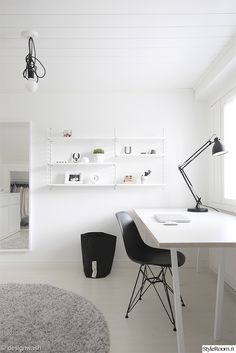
<box><xmin>0</xmin><ymin>89</ymin><xmax>208</xmax><ymax>267</ymax></box>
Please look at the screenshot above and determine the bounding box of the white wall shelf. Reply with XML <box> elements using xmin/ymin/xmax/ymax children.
<box><xmin>115</xmin><ymin>137</ymin><xmax>166</xmax><ymax>141</ymax></box>
<box><xmin>48</xmin><ymin>137</ymin><xmax>114</xmax><ymax>143</ymax></box>
<box><xmin>115</xmin><ymin>153</ymin><xmax>165</xmax><ymax>158</ymax></box>
<box><xmin>47</xmin><ymin>128</ymin><xmax>166</xmax><ymax>188</ymax></box>
<box><xmin>48</xmin><ymin>183</ymin><xmax>166</xmax><ymax>188</ymax></box>
<box><xmin>49</xmin><ymin>136</ymin><xmax>166</xmax><ymax>142</ymax></box>
<box><xmin>48</xmin><ymin>162</ymin><xmax>115</xmax><ymax>166</ymax></box>
<box><xmin>115</xmin><ymin>183</ymin><xmax>166</xmax><ymax>187</ymax></box>
<box><xmin>48</xmin><ymin>183</ymin><xmax>115</xmax><ymax>187</ymax></box>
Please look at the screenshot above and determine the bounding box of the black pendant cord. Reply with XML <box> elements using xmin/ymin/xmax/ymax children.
<box><xmin>23</xmin><ymin>37</ymin><xmax>46</xmax><ymax>82</ymax></box>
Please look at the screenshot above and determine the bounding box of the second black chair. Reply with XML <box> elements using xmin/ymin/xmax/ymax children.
<box><xmin>115</xmin><ymin>211</ymin><xmax>185</xmax><ymax>331</ymax></box>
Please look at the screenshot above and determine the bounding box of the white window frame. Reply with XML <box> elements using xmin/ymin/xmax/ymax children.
<box><xmin>209</xmin><ymin>89</ymin><xmax>236</xmax><ymax>214</ymax></box>
<box><xmin>221</xmin><ymin>91</ymin><xmax>236</xmax><ymax>207</ymax></box>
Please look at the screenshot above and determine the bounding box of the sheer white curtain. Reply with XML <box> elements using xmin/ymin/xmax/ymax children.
<box><xmin>20</xmin><ymin>187</ymin><xmax>29</xmax><ymax>220</ymax></box>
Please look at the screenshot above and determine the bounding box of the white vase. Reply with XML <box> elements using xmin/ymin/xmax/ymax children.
<box><xmin>81</xmin><ymin>157</ymin><xmax>90</xmax><ymax>163</ymax></box>
<box><xmin>94</xmin><ymin>153</ymin><xmax>104</xmax><ymax>163</ymax></box>
<box><xmin>141</xmin><ymin>175</ymin><xmax>148</xmax><ymax>184</ymax></box>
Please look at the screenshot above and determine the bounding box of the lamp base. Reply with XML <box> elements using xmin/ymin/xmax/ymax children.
<box><xmin>187</xmin><ymin>207</ymin><xmax>208</xmax><ymax>212</ymax></box>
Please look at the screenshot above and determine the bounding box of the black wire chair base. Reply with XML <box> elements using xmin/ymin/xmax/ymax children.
<box><xmin>125</xmin><ymin>264</ymin><xmax>185</xmax><ymax>331</ymax></box>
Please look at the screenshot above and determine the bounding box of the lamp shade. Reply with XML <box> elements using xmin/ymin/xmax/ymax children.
<box><xmin>212</xmin><ymin>137</ymin><xmax>227</xmax><ymax>156</ymax></box>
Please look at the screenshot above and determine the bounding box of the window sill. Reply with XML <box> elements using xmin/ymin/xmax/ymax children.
<box><xmin>209</xmin><ymin>201</ymin><xmax>236</xmax><ymax>215</ymax></box>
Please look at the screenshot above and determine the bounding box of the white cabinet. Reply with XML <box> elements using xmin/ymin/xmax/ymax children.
<box><xmin>0</xmin><ymin>193</ymin><xmax>20</xmax><ymax>240</ymax></box>
<box><xmin>0</xmin><ymin>206</ymin><xmax>8</xmax><ymax>239</ymax></box>
<box><xmin>47</xmin><ymin>129</ymin><xmax>166</xmax><ymax>188</ymax></box>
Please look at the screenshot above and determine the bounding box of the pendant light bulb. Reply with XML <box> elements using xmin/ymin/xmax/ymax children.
<box><xmin>25</xmin><ymin>77</ymin><xmax>38</xmax><ymax>92</ymax></box>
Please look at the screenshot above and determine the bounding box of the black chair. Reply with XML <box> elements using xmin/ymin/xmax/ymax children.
<box><xmin>115</xmin><ymin>211</ymin><xmax>185</xmax><ymax>331</ymax></box>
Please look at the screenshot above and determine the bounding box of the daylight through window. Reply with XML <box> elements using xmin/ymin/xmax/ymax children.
<box><xmin>223</xmin><ymin>97</ymin><xmax>236</xmax><ymax>200</ymax></box>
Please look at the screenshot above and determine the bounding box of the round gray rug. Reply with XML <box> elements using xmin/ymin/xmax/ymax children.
<box><xmin>0</xmin><ymin>283</ymin><xmax>110</xmax><ymax>353</ymax></box>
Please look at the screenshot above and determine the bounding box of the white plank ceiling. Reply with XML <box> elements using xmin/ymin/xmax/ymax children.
<box><xmin>1</xmin><ymin>0</ymin><xmax>236</xmax><ymax>91</ymax></box>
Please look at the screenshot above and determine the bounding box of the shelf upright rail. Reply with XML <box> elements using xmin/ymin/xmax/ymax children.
<box><xmin>162</xmin><ymin>128</ymin><xmax>166</xmax><ymax>186</ymax></box>
<box><xmin>114</xmin><ymin>128</ymin><xmax>117</xmax><ymax>189</ymax></box>
<box><xmin>47</xmin><ymin>128</ymin><xmax>53</xmax><ymax>187</ymax></box>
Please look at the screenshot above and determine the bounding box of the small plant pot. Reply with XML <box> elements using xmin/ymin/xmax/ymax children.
<box><xmin>94</xmin><ymin>153</ymin><xmax>104</xmax><ymax>163</ymax></box>
<box><xmin>141</xmin><ymin>175</ymin><xmax>148</xmax><ymax>184</ymax></box>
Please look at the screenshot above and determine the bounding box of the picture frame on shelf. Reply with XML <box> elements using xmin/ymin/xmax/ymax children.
<box><xmin>65</xmin><ymin>171</ymin><xmax>83</xmax><ymax>184</ymax></box>
<box><xmin>123</xmin><ymin>175</ymin><xmax>135</xmax><ymax>184</ymax></box>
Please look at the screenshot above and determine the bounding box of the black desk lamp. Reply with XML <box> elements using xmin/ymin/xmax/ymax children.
<box><xmin>178</xmin><ymin>135</ymin><xmax>227</xmax><ymax>212</ymax></box>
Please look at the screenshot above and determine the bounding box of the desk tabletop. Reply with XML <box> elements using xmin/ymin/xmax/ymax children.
<box><xmin>134</xmin><ymin>208</ymin><xmax>236</xmax><ymax>248</ymax></box>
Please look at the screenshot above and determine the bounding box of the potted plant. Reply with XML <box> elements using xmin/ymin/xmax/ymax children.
<box><xmin>141</xmin><ymin>169</ymin><xmax>152</xmax><ymax>184</ymax></box>
<box><xmin>93</xmin><ymin>148</ymin><xmax>105</xmax><ymax>163</ymax></box>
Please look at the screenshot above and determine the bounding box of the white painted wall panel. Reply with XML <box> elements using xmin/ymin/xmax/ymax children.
<box><xmin>0</xmin><ymin>90</ymin><xmax>207</xmax><ymax>267</ymax></box>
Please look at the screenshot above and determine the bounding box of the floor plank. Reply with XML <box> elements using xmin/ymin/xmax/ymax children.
<box><xmin>0</xmin><ymin>264</ymin><xmax>235</xmax><ymax>353</ymax></box>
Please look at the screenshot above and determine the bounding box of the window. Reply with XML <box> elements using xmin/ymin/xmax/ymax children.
<box><xmin>223</xmin><ymin>96</ymin><xmax>236</xmax><ymax>201</ymax></box>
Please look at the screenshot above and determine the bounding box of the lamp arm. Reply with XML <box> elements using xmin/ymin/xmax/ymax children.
<box><xmin>178</xmin><ymin>136</ymin><xmax>215</xmax><ymax>209</ymax></box>
<box><xmin>180</xmin><ymin>139</ymin><xmax>212</xmax><ymax>169</ymax></box>
<box><xmin>179</xmin><ymin>167</ymin><xmax>202</xmax><ymax>205</ymax></box>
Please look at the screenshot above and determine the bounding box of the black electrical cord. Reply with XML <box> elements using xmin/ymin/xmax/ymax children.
<box><xmin>23</xmin><ymin>37</ymin><xmax>46</xmax><ymax>82</ymax></box>
<box><xmin>201</xmin><ymin>204</ymin><xmax>220</xmax><ymax>212</ymax></box>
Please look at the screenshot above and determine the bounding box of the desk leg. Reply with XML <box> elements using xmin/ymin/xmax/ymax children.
<box><xmin>196</xmin><ymin>248</ymin><xmax>200</xmax><ymax>273</ymax></box>
<box><xmin>214</xmin><ymin>248</ymin><xmax>225</xmax><ymax>340</ymax></box>
<box><xmin>171</xmin><ymin>248</ymin><xmax>185</xmax><ymax>353</ymax></box>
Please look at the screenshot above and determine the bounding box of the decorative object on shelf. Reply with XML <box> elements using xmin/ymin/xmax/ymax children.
<box><xmin>141</xmin><ymin>149</ymin><xmax>157</xmax><ymax>155</ymax></box>
<box><xmin>178</xmin><ymin>134</ymin><xmax>227</xmax><ymax>212</ymax></box>
<box><xmin>124</xmin><ymin>146</ymin><xmax>132</xmax><ymax>154</ymax></box>
<box><xmin>71</xmin><ymin>153</ymin><xmax>80</xmax><ymax>163</ymax></box>
<box><xmin>89</xmin><ymin>175</ymin><xmax>100</xmax><ymax>184</ymax></box>
<box><xmin>141</xmin><ymin>170</ymin><xmax>152</xmax><ymax>184</ymax></box>
<box><xmin>124</xmin><ymin>175</ymin><xmax>135</xmax><ymax>184</ymax></box>
<box><xmin>93</xmin><ymin>148</ymin><xmax>105</xmax><ymax>163</ymax></box>
<box><xmin>65</xmin><ymin>171</ymin><xmax>83</xmax><ymax>184</ymax></box>
<box><xmin>81</xmin><ymin>157</ymin><xmax>90</xmax><ymax>163</ymax></box>
<box><xmin>63</xmin><ymin>129</ymin><xmax>72</xmax><ymax>138</ymax></box>
<box><xmin>22</xmin><ymin>31</ymin><xmax>46</xmax><ymax>93</ymax></box>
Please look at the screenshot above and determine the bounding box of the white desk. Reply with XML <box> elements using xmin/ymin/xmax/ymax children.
<box><xmin>134</xmin><ymin>208</ymin><xmax>236</xmax><ymax>353</ymax></box>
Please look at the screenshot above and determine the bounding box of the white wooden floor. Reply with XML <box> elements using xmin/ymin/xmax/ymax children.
<box><xmin>0</xmin><ymin>228</ymin><xmax>29</xmax><ymax>249</ymax></box>
<box><xmin>0</xmin><ymin>263</ymin><xmax>235</xmax><ymax>353</ymax></box>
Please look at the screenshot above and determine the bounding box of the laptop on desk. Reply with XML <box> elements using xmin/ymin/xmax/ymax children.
<box><xmin>154</xmin><ymin>213</ymin><xmax>190</xmax><ymax>223</ymax></box>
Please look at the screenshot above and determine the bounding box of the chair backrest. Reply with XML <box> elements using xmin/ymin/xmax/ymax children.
<box><xmin>115</xmin><ymin>211</ymin><xmax>146</xmax><ymax>262</ymax></box>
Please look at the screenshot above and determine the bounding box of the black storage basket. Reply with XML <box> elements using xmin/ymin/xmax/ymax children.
<box><xmin>81</xmin><ymin>232</ymin><xmax>116</xmax><ymax>278</ymax></box>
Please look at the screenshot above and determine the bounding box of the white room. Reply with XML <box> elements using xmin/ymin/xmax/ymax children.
<box><xmin>0</xmin><ymin>1</ymin><xmax>235</xmax><ymax>353</ymax></box>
